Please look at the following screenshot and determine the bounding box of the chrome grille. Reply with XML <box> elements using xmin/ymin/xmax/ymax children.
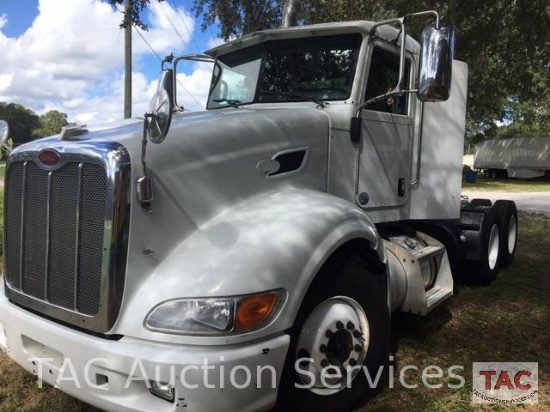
<box><xmin>5</xmin><ymin>161</ymin><xmax>107</xmax><ymax>316</ymax></box>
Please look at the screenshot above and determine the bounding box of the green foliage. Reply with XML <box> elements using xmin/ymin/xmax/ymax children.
<box><xmin>194</xmin><ymin>0</ymin><xmax>283</xmax><ymax>40</ymax></box>
<box><xmin>34</xmin><ymin>110</ymin><xmax>69</xmax><ymax>139</ymax></box>
<box><xmin>0</xmin><ymin>102</ymin><xmax>69</xmax><ymax>146</ymax></box>
<box><xmin>106</xmin><ymin>0</ymin><xmax>165</xmax><ymax>30</ymax></box>
<box><xmin>0</xmin><ymin>102</ymin><xmax>40</xmax><ymax>145</ymax></box>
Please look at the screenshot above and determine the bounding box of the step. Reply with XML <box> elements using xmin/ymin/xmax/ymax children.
<box><xmin>412</xmin><ymin>245</ymin><xmax>445</xmax><ymax>261</ymax></box>
<box><xmin>426</xmin><ymin>285</ymin><xmax>453</xmax><ymax>311</ymax></box>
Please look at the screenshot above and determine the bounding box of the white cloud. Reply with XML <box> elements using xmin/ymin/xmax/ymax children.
<box><xmin>139</xmin><ymin>1</ymin><xmax>195</xmax><ymax>55</ymax></box>
<box><xmin>207</xmin><ymin>36</ymin><xmax>226</xmax><ymax>50</ymax></box>
<box><xmin>0</xmin><ymin>13</ymin><xmax>7</xmax><ymax>29</ymax></box>
<box><xmin>175</xmin><ymin>64</ymin><xmax>213</xmax><ymax>111</ymax></box>
<box><xmin>0</xmin><ymin>0</ymin><xmax>212</xmax><ymax>125</ymax></box>
<box><xmin>0</xmin><ymin>74</ymin><xmax>13</xmax><ymax>92</ymax></box>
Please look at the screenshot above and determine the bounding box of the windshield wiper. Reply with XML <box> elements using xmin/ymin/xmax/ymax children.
<box><xmin>213</xmin><ymin>98</ymin><xmax>243</xmax><ymax>108</ymax></box>
<box><xmin>259</xmin><ymin>91</ymin><xmax>327</xmax><ymax>108</ymax></box>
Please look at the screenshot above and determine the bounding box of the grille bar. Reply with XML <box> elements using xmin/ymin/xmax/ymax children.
<box><xmin>73</xmin><ymin>163</ymin><xmax>83</xmax><ymax>310</ymax></box>
<box><xmin>19</xmin><ymin>162</ymin><xmax>27</xmax><ymax>291</ymax></box>
<box><xmin>44</xmin><ymin>171</ymin><xmax>52</xmax><ymax>301</ymax></box>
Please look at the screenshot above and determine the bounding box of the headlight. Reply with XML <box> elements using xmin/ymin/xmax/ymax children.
<box><xmin>144</xmin><ymin>290</ymin><xmax>285</xmax><ymax>335</ymax></box>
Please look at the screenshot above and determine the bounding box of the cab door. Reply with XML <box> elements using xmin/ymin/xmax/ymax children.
<box><xmin>356</xmin><ymin>45</ymin><xmax>414</xmax><ymax>213</ymax></box>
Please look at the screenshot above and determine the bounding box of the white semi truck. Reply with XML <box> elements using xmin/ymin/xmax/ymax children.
<box><xmin>0</xmin><ymin>2</ymin><xmax>519</xmax><ymax>411</ymax></box>
<box><xmin>474</xmin><ymin>136</ymin><xmax>550</xmax><ymax>179</ymax></box>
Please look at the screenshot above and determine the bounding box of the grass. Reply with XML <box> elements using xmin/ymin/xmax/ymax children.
<box><xmin>463</xmin><ymin>176</ymin><xmax>550</xmax><ymax>192</ymax></box>
<box><xmin>0</xmin><ymin>205</ymin><xmax>548</xmax><ymax>410</ymax></box>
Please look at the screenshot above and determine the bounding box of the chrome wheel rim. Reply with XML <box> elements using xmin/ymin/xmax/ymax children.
<box><xmin>507</xmin><ymin>215</ymin><xmax>517</xmax><ymax>254</ymax></box>
<box><xmin>295</xmin><ymin>296</ymin><xmax>369</xmax><ymax>395</ymax></box>
<box><xmin>488</xmin><ymin>224</ymin><xmax>500</xmax><ymax>270</ymax></box>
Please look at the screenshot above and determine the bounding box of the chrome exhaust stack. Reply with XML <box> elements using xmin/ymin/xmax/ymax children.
<box><xmin>282</xmin><ymin>0</ymin><xmax>298</xmax><ymax>27</ymax></box>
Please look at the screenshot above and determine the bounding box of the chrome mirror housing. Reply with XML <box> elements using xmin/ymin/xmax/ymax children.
<box><xmin>147</xmin><ymin>69</ymin><xmax>174</xmax><ymax>144</ymax></box>
<box><xmin>418</xmin><ymin>26</ymin><xmax>455</xmax><ymax>102</ymax></box>
<box><xmin>0</xmin><ymin>120</ymin><xmax>12</xmax><ymax>154</ymax></box>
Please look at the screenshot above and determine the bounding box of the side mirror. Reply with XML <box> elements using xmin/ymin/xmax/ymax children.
<box><xmin>418</xmin><ymin>26</ymin><xmax>455</xmax><ymax>102</ymax></box>
<box><xmin>0</xmin><ymin>120</ymin><xmax>12</xmax><ymax>154</ymax></box>
<box><xmin>147</xmin><ymin>69</ymin><xmax>174</xmax><ymax>144</ymax></box>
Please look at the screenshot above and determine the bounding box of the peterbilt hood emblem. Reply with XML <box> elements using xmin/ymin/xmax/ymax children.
<box><xmin>38</xmin><ymin>148</ymin><xmax>61</xmax><ymax>167</ymax></box>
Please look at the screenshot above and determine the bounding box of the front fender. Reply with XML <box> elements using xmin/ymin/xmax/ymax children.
<box><xmin>115</xmin><ymin>189</ymin><xmax>384</xmax><ymax>345</ymax></box>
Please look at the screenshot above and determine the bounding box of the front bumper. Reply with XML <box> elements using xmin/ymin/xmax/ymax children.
<box><xmin>0</xmin><ymin>293</ymin><xmax>290</xmax><ymax>412</ymax></box>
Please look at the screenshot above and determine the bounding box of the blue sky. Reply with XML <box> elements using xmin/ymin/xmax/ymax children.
<box><xmin>0</xmin><ymin>0</ymin><xmax>221</xmax><ymax>124</ymax></box>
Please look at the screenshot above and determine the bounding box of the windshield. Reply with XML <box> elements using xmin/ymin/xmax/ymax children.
<box><xmin>207</xmin><ymin>34</ymin><xmax>362</xmax><ymax>109</ymax></box>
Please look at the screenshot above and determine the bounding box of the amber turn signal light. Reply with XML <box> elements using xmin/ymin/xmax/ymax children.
<box><xmin>235</xmin><ymin>293</ymin><xmax>278</xmax><ymax>331</ymax></box>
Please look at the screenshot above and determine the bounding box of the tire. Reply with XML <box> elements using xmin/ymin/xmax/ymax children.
<box><xmin>275</xmin><ymin>252</ymin><xmax>389</xmax><ymax>412</ymax></box>
<box><xmin>469</xmin><ymin>198</ymin><xmax>492</xmax><ymax>208</ymax></box>
<box><xmin>466</xmin><ymin>208</ymin><xmax>501</xmax><ymax>285</ymax></box>
<box><xmin>493</xmin><ymin>200</ymin><xmax>518</xmax><ymax>267</ymax></box>
<box><xmin>496</xmin><ymin>169</ymin><xmax>509</xmax><ymax>179</ymax></box>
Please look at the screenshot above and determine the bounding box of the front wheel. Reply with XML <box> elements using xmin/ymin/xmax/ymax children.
<box><xmin>275</xmin><ymin>254</ymin><xmax>389</xmax><ymax>412</ymax></box>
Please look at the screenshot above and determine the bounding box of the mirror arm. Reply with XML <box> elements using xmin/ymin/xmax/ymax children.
<box><xmin>141</xmin><ymin>114</ymin><xmax>152</xmax><ymax>176</ymax></box>
<box><xmin>171</xmin><ymin>54</ymin><xmax>216</xmax><ymax>112</ymax></box>
<box><xmin>405</xmin><ymin>10</ymin><xmax>440</xmax><ymax>29</ymax></box>
<box><xmin>355</xmin><ymin>89</ymin><xmax>417</xmax><ymax>118</ymax></box>
<box><xmin>172</xmin><ymin>66</ymin><xmax>183</xmax><ymax>112</ymax></box>
<box><xmin>136</xmin><ymin>114</ymin><xmax>154</xmax><ymax>206</ymax></box>
<box><xmin>162</xmin><ymin>53</ymin><xmax>175</xmax><ymax>70</ymax></box>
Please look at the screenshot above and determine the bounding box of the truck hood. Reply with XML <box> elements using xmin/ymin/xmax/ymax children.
<box><xmin>9</xmin><ymin>107</ymin><xmax>331</xmax><ymax>336</ymax></box>
<box><xmin>13</xmin><ymin>106</ymin><xmax>331</xmax><ymax>239</ymax></box>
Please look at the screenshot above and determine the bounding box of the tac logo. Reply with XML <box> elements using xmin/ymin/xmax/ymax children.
<box><xmin>472</xmin><ymin>362</ymin><xmax>538</xmax><ymax>404</ymax></box>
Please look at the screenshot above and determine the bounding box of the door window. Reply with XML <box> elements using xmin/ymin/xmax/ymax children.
<box><xmin>365</xmin><ymin>47</ymin><xmax>410</xmax><ymax>115</ymax></box>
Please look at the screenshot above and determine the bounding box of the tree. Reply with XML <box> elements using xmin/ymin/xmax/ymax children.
<box><xmin>194</xmin><ymin>0</ymin><xmax>283</xmax><ymax>40</ymax></box>
<box><xmin>107</xmin><ymin>0</ymin><xmax>164</xmax><ymax>29</ymax></box>
<box><xmin>0</xmin><ymin>102</ymin><xmax>40</xmax><ymax>145</ymax></box>
<box><xmin>34</xmin><ymin>110</ymin><xmax>69</xmax><ymax>139</ymax></box>
<box><xmin>192</xmin><ymin>0</ymin><xmax>549</xmax><ymax>142</ymax></box>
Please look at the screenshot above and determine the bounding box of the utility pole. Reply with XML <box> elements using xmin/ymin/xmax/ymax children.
<box><xmin>124</xmin><ymin>0</ymin><xmax>132</xmax><ymax>119</ymax></box>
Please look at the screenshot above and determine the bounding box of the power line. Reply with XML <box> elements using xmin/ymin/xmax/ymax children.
<box><xmin>168</xmin><ymin>0</ymin><xmax>200</xmax><ymax>52</ymax></box>
<box><xmin>134</xmin><ymin>27</ymin><xmax>163</xmax><ymax>61</ymax></box>
<box><xmin>134</xmin><ymin>26</ymin><xmax>205</xmax><ymax>109</ymax></box>
<box><xmin>158</xmin><ymin>1</ymin><xmax>189</xmax><ymax>49</ymax></box>
<box><xmin>160</xmin><ymin>0</ymin><xmax>211</xmax><ymax>72</ymax></box>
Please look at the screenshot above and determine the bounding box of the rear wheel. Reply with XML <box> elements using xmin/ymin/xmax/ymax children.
<box><xmin>466</xmin><ymin>208</ymin><xmax>501</xmax><ymax>285</ymax></box>
<box><xmin>276</xmin><ymin>253</ymin><xmax>389</xmax><ymax>412</ymax></box>
<box><xmin>493</xmin><ymin>200</ymin><xmax>518</xmax><ymax>267</ymax></box>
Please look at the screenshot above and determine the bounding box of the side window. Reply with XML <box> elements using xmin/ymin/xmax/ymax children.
<box><xmin>365</xmin><ymin>47</ymin><xmax>410</xmax><ymax>115</ymax></box>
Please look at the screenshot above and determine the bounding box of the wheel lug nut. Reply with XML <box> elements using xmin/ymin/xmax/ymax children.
<box><xmin>320</xmin><ymin>359</ymin><xmax>329</xmax><ymax>368</ymax></box>
<box><xmin>336</xmin><ymin>321</ymin><xmax>344</xmax><ymax>330</ymax></box>
<box><xmin>326</xmin><ymin>330</ymin><xmax>333</xmax><ymax>338</ymax></box>
<box><xmin>320</xmin><ymin>344</ymin><xmax>327</xmax><ymax>353</ymax></box>
<box><xmin>349</xmin><ymin>358</ymin><xmax>358</xmax><ymax>366</ymax></box>
<box><xmin>353</xmin><ymin>330</ymin><xmax>362</xmax><ymax>338</ymax></box>
<box><xmin>354</xmin><ymin>344</ymin><xmax>362</xmax><ymax>352</ymax></box>
<box><xmin>347</xmin><ymin>321</ymin><xmax>355</xmax><ymax>330</ymax></box>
